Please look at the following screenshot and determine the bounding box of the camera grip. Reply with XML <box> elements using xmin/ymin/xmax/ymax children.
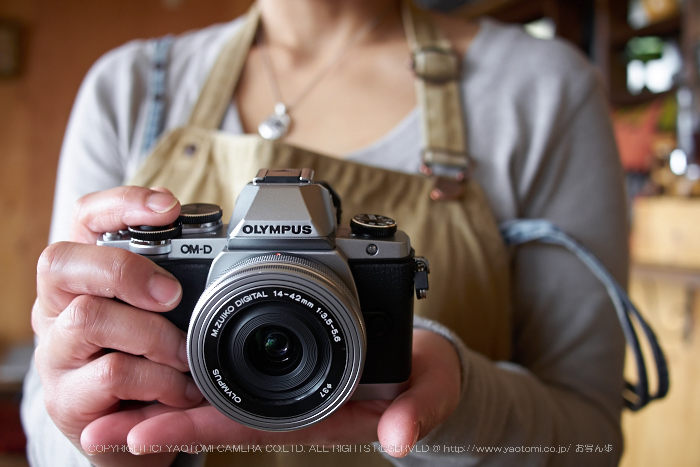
<box><xmin>350</xmin><ymin>259</ymin><xmax>414</xmax><ymax>385</ymax></box>
<box><xmin>156</xmin><ymin>259</ymin><xmax>213</xmax><ymax>332</ymax></box>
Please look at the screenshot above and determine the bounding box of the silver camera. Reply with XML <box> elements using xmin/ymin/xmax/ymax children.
<box><xmin>98</xmin><ymin>169</ymin><xmax>429</xmax><ymax>431</ymax></box>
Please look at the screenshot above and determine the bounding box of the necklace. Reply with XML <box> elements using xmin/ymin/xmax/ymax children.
<box><xmin>257</xmin><ymin>9</ymin><xmax>390</xmax><ymax>140</ymax></box>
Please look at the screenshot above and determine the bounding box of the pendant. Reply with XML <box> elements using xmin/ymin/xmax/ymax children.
<box><xmin>258</xmin><ymin>103</ymin><xmax>291</xmax><ymax>140</ymax></box>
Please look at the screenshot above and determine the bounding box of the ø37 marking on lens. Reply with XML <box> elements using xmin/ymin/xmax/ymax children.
<box><xmin>319</xmin><ymin>383</ymin><xmax>333</xmax><ymax>398</ymax></box>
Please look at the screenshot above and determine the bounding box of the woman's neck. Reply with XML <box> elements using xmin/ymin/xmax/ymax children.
<box><xmin>257</xmin><ymin>0</ymin><xmax>401</xmax><ymax>59</ymax></box>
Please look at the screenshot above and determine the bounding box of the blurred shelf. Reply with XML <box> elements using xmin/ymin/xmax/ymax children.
<box><xmin>632</xmin><ymin>262</ymin><xmax>700</xmax><ymax>286</ymax></box>
<box><xmin>0</xmin><ymin>455</ymin><xmax>29</xmax><ymax>467</ymax></box>
<box><xmin>611</xmin><ymin>14</ymin><xmax>681</xmax><ymax>48</ymax></box>
<box><xmin>611</xmin><ymin>88</ymin><xmax>675</xmax><ymax>108</ymax></box>
<box><xmin>457</xmin><ymin>0</ymin><xmax>542</xmax><ymax>23</ymax></box>
<box><xmin>456</xmin><ymin>0</ymin><xmax>593</xmax><ymax>54</ymax></box>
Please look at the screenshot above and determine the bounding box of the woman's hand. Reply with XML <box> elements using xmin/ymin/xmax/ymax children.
<box><xmin>33</xmin><ymin>184</ymin><xmax>463</xmax><ymax>463</ymax></box>
<box><xmin>108</xmin><ymin>328</ymin><xmax>462</xmax><ymax>458</ymax></box>
<box><xmin>32</xmin><ymin>186</ymin><xmax>203</xmax><ymax>467</ymax></box>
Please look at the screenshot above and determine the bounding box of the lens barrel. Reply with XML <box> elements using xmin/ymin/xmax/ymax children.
<box><xmin>187</xmin><ymin>254</ymin><xmax>365</xmax><ymax>431</ymax></box>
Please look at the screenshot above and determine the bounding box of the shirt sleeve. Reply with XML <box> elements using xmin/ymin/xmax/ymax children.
<box><xmin>47</xmin><ymin>39</ymin><xmax>153</xmax><ymax>244</ymax></box>
<box><xmin>392</xmin><ymin>47</ymin><xmax>628</xmax><ymax>466</ymax></box>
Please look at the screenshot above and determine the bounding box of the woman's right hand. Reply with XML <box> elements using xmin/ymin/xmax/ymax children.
<box><xmin>32</xmin><ymin>186</ymin><xmax>204</xmax><ymax>467</ymax></box>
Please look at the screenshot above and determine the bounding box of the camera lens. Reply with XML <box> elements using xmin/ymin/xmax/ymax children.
<box><xmin>187</xmin><ymin>253</ymin><xmax>366</xmax><ymax>431</ymax></box>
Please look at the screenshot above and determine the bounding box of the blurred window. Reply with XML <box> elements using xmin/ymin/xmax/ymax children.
<box><xmin>626</xmin><ymin>37</ymin><xmax>681</xmax><ymax>95</ymax></box>
<box><xmin>524</xmin><ymin>17</ymin><xmax>555</xmax><ymax>40</ymax></box>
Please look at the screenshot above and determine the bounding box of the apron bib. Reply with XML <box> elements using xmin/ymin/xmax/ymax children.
<box><xmin>129</xmin><ymin>2</ymin><xmax>512</xmax><ymax>465</ymax></box>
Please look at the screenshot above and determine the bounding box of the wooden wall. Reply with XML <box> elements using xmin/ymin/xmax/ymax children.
<box><xmin>0</xmin><ymin>0</ymin><xmax>253</xmax><ymax>347</ymax></box>
<box><xmin>1</xmin><ymin>0</ymin><xmax>39</xmax><ymax>348</ymax></box>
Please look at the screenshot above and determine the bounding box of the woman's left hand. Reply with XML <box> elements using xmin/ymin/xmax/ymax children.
<box><xmin>82</xmin><ymin>328</ymin><xmax>462</xmax><ymax>459</ymax></box>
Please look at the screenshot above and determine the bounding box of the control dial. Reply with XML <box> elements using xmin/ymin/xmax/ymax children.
<box><xmin>350</xmin><ymin>214</ymin><xmax>397</xmax><ymax>238</ymax></box>
<box><xmin>128</xmin><ymin>224</ymin><xmax>182</xmax><ymax>242</ymax></box>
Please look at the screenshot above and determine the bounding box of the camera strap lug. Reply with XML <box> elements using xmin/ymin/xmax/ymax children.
<box><xmin>414</xmin><ymin>256</ymin><xmax>430</xmax><ymax>299</ymax></box>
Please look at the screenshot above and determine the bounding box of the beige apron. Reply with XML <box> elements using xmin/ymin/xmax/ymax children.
<box><xmin>129</xmin><ymin>2</ymin><xmax>511</xmax><ymax>465</ymax></box>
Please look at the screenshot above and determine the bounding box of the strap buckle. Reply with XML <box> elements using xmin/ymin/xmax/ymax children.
<box><xmin>420</xmin><ymin>148</ymin><xmax>469</xmax><ymax>201</ymax></box>
<box><xmin>411</xmin><ymin>46</ymin><xmax>460</xmax><ymax>84</ymax></box>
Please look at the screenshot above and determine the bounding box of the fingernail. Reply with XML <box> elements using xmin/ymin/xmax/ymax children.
<box><xmin>186</xmin><ymin>380</ymin><xmax>202</xmax><ymax>402</ymax></box>
<box><xmin>412</xmin><ymin>423</ymin><xmax>421</xmax><ymax>447</ymax></box>
<box><xmin>148</xmin><ymin>273</ymin><xmax>181</xmax><ymax>306</ymax></box>
<box><xmin>129</xmin><ymin>445</ymin><xmax>149</xmax><ymax>455</ymax></box>
<box><xmin>146</xmin><ymin>192</ymin><xmax>178</xmax><ymax>214</ymax></box>
<box><xmin>179</xmin><ymin>339</ymin><xmax>189</xmax><ymax>369</ymax></box>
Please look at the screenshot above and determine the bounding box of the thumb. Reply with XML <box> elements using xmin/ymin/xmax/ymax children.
<box><xmin>376</xmin><ymin>329</ymin><xmax>461</xmax><ymax>458</ymax></box>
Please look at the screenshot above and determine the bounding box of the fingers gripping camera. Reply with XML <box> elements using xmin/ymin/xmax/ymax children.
<box><xmin>98</xmin><ymin>169</ymin><xmax>430</xmax><ymax>431</ymax></box>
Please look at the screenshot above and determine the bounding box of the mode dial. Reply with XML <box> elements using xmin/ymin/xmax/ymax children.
<box><xmin>178</xmin><ymin>203</ymin><xmax>224</xmax><ymax>234</ymax></box>
<box><xmin>350</xmin><ymin>214</ymin><xmax>397</xmax><ymax>238</ymax></box>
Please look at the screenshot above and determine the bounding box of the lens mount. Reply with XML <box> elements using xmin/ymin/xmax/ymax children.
<box><xmin>187</xmin><ymin>253</ymin><xmax>365</xmax><ymax>431</ymax></box>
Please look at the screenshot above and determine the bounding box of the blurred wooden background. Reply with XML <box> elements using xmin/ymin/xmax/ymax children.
<box><xmin>0</xmin><ymin>0</ymin><xmax>254</xmax><ymax>349</ymax></box>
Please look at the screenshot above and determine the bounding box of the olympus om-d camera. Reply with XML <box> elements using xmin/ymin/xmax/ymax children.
<box><xmin>98</xmin><ymin>169</ymin><xmax>429</xmax><ymax>431</ymax></box>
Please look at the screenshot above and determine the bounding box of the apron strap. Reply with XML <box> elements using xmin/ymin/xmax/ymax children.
<box><xmin>402</xmin><ymin>2</ymin><xmax>470</xmax><ymax>200</ymax></box>
<box><xmin>500</xmin><ymin>219</ymin><xmax>670</xmax><ymax>411</ymax></box>
<box><xmin>187</xmin><ymin>2</ymin><xmax>261</xmax><ymax>129</ymax></box>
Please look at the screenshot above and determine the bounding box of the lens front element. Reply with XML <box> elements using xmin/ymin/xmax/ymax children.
<box><xmin>254</xmin><ymin>327</ymin><xmax>297</xmax><ymax>368</ymax></box>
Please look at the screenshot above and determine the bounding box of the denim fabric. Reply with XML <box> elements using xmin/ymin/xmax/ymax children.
<box><xmin>141</xmin><ymin>35</ymin><xmax>174</xmax><ymax>155</ymax></box>
<box><xmin>500</xmin><ymin>219</ymin><xmax>669</xmax><ymax>410</ymax></box>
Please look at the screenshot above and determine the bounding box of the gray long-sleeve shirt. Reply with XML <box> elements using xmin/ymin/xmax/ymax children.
<box><xmin>22</xmin><ymin>15</ymin><xmax>628</xmax><ymax>467</ymax></box>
